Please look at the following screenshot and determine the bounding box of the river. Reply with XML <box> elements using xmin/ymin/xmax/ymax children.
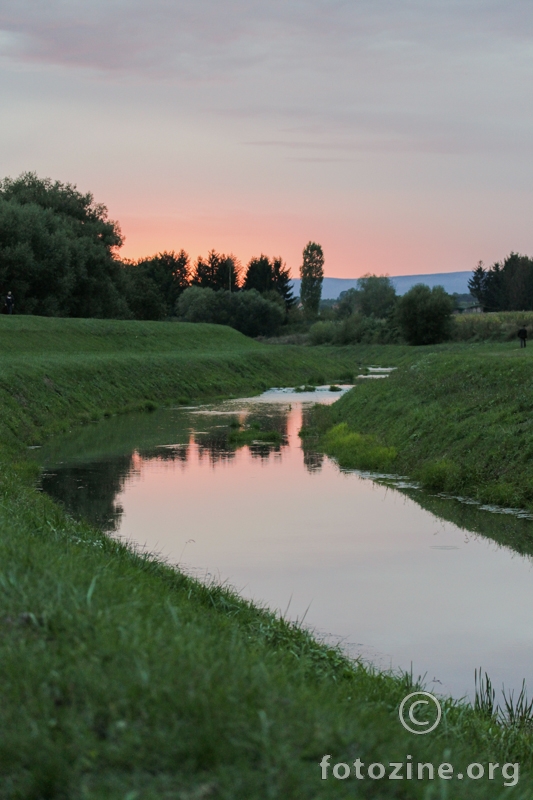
<box><xmin>34</xmin><ymin>386</ymin><xmax>533</xmax><ymax>703</ymax></box>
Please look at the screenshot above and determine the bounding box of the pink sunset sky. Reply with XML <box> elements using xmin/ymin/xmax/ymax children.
<box><xmin>1</xmin><ymin>1</ymin><xmax>532</xmax><ymax>278</ymax></box>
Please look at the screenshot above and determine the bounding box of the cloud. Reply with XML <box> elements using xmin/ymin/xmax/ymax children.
<box><xmin>1</xmin><ymin>1</ymin><xmax>532</xmax><ymax>77</ymax></box>
<box><xmin>1</xmin><ymin>2</ymin><xmax>533</xmax><ymax>173</ymax></box>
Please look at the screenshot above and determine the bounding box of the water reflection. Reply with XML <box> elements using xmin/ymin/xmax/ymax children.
<box><xmin>42</xmin><ymin>456</ymin><xmax>132</xmax><ymax>532</ymax></box>
<box><xmin>37</xmin><ymin>401</ymin><xmax>294</xmax><ymax>530</ymax></box>
<box><xmin>34</xmin><ymin>389</ymin><xmax>533</xmax><ymax>701</ymax></box>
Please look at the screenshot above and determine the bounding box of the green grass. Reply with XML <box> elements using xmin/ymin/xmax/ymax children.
<box><xmin>306</xmin><ymin>340</ymin><xmax>533</xmax><ymax>511</ymax></box>
<box><xmin>321</xmin><ymin>423</ymin><xmax>397</xmax><ymax>471</ymax></box>
<box><xmin>0</xmin><ymin>316</ymin><xmax>370</xmax><ymax>451</ymax></box>
<box><xmin>0</xmin><ymin>318</ymin><xmax>532</xmax><ymax>797</ymax></box>
<box><xmin>228</xmin><ymin>421</ymin><xmax>284</xmax><ymax>446</ymax></box>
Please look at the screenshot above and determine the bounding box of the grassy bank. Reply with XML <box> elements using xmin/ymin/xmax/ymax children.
<box><xmin>0</xmin><ymin>316</ymin><xmax>364</xmax><ymax>450</ymax></box>
<box><xmin>305</xmin><ymin>340</ymin><xmax>533</xmax><ymax>511</ymax></box>
<box><xmin>1</xmin><ymin>318</ymin><xmax>532</xmax><ymax>798</ymax></box>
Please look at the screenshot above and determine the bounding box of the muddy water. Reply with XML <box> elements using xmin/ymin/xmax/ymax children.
<box><xmin>35</xmin><ymin>388</ymin><xmax>533</xmax><ymax>701</ymax></box>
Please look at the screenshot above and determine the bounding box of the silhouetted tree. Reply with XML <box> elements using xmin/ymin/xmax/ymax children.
<box><xmin>243</xmin><ymin>254</ymin><xmax>295</xmax><ymax>309</ymax></box>
<box><xmin>243</xmin><ymin>254</ymin><xmax>271</xmax><ymax>293</ymax></box>
<box><xmin>124</xmin><ymin>250</ymin><xmax>190</xmax><ymax>319</ymax></box>
<box><xmin>468</xmin><ymin>254</ymin><xmax>533</xmax><ymax>311</ymax></box>
<box><xmin>192</xmin><ymin>250</ymin><xmax>240</xmax><ymax>291</ymax></box>
<box><xmin>300</xmin><ymin>241</ymin><xmax>324</xmax><ymax>319</ymax></box>
<box><xmin>468</xmin><ymin>262</ymin><xmax>486</xmax><ymax>305</ymax></box>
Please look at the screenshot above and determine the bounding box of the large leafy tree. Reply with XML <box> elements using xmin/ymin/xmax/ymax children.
<box><xmin>192</xmin><ymin>251</ymin><xmax>240</xmax><ymax>292</ymax></box>
<box><xmin>396</xmin><ymin>284</ymin><xmax>453</xmax><ymax>345</ymax></box>
<box><xmin>242</xmin><ymin>255</ymin><xmax>295</xmax><ymax>309</ymax></box>
<box><xmin>300</xmin><ymin>241</ymin><xmax>324</xmax><ymax>319</ymax></box>
<box><xmin>0</xmin><ymin>172</ymin><xmax>129</xmax><ymax>317</ymax></box>
<box><xmin>357</xmin><ymin>274</ymin><xmax>397</xmax><ymax>318</ymax></box>
<box><xmin>468</xmin><ymin>254</ymin><xmax>533</xmax><ymax>311</ymax></box>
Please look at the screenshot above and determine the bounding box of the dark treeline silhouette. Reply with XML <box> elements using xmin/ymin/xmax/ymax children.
<box><xmin>0</xmin><ymin>173</ymin><xmax>295</xmax><ymax>336</ymax></box>
<box><xmin>123</xmin><ymin>251</ymin><xmax>190</xmax><ymax>320</ymax></box>
<box><xmin>468</xmin><ymin>254</ymin><xmax>533</xmax><ymax>311</ymax></box>
<box><xmin>192</xmin><ymin>250</ymin><xmax>241</xmax><ymax>293</ymax></box>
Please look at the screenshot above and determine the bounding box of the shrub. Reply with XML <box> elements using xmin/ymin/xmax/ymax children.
<box><xmin>175</xmin><ymin>287</ymin><xmax>284</xmax><ymax>337</ymax></box>
<box><xmin>175</xmin><ymin>286</ymin><xmax>219</xmax><ymax>322</ymax></box>
<box><xmin>229</xmin><ymin>290</ymin><xmax>285</xmax><ymax>337</ymax></box>
<box><xmin>309</xmin><ymin>321</ymin><xmax>338</xmax><ymax>345</ymax></box>
<box><xmin>309</xmin><ymin>314</ymin><xmax>401</xmax><ymax>346</ymax></box>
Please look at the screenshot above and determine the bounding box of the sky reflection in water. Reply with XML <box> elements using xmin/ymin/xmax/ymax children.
<box><xmin>37</xmin><ymin>388</ymin><xmax>533</xmax><ymax>701</ymax></box>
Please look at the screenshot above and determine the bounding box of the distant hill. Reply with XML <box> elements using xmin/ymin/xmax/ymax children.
<box><xmin>290</xmin><ymin>271</ymin><xmax>472</xmax><ymax>300</ymax></box>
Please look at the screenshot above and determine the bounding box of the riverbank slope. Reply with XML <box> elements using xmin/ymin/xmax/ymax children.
<box><xmin>310</xmin><ymin>341</ymin><xmax>533</xmax><ymax>511</ymax></box>
<box><xmin>0</xmin><ymin>318</ymin><xmax>530</xmax><ymax>798</ymax></box>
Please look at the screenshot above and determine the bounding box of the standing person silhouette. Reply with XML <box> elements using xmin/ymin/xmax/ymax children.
<box><xmin>518</xmin><ymin>326</ymin><xmax>528</xmax><ymax>348</ymax></box>
<box><xmin>5</xmin><ymin>292</ymin><xmax>14</xmax><ymax>314</ymax></box>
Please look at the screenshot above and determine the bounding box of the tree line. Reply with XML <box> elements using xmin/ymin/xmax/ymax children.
<box><xmin>312</xmin><ymin>275</ymin><xmax>454</xmax><ymax>346</ymax></box>
<box><xmin>468</xmin><ymin>254</ymin><xmax>533</xmax><ymax>312</ymax></box>
<box><xmin>4</xmin><ymin>172</ymin><xmax>529</xmax><ymax>344</ymax></box>
<box><xmin>0</xmin><ymin>173</ymin><xmax>328</xmax><ymax>337</ymax></box>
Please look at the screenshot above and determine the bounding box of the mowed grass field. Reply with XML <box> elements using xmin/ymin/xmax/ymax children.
<box><xmin>0</xmin><ymin>316</ymin><xmax>532</xmax><ymax>798</ymax></box>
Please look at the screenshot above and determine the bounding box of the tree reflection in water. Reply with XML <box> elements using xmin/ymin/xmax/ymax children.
<box><xmin>38</xmin><ymin>404</ymin><xmax>297</xmax><ymax>529</ymax></box>
<box><xmin>42</xmin><ymin>456</ymin><xmax>133</xmax><ymax>532</ymax></box>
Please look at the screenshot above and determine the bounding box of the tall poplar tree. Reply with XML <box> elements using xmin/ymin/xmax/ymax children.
<box><xmin>300</xmin><ymin>241</ymin><xmax>324</xmax><ymax>318</ymax></box>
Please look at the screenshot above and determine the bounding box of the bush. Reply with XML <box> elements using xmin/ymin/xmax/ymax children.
<box><xmin>323</xmin><ymin>423</ymin><xmax>397</xmax><ymax>471</ymax></box>
<box><xmin>175</xmin><ymin>287</ymin><xmax>284</xmax><ymax>337</ymax></box>
<box><xmin>396</xmin><ymin>284</ymin><xmax>453</xmax><ymax>345</ymax></box>
<box><xmin>309</xmin><ymin>314</ymin><xmax>401</xmax><ymax>345</ymax></box>
<box><xmin>418</xmin><ymin>459</ymin><xmax>461</xmax><ymax>492</ymax></box>
<box><xmin>175</xmin><ymin>286</ymin><xmax>219</xmax><ymax>323</ymax></box>
<box><xmin>309</xmin><ymin>321</ymin><xmax>338</xmax><ymax>345</ymax></box>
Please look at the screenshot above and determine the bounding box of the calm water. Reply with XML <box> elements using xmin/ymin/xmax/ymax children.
<box><xmin>35</xmin><ymin>388</ymin><xmax>533</xmax><ymax>701</ymax></box>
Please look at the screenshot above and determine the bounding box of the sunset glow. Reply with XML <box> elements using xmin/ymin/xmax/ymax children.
<box><xmin>1</xmin><ymin>2</ymin><xmax>532</xmax><ymax>277</ymax></box>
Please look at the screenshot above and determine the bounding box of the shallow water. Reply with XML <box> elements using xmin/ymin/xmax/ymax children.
<box><xmin>35</xmin><ymin>388</ymin><xmax>533</xmax><ymax>701</ymax></box>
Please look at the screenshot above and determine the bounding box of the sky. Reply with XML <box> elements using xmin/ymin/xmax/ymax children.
<box><xmin>1</xmin><ymin>1</ymin><xmax>532</xmax><ymax>278</ymax></box>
